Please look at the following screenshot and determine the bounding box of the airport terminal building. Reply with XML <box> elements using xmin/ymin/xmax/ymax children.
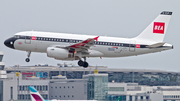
<box><xmin>0</xmin><ymin>64</ymin><xmax>179</xmax><ymax>101</ymax></box>
<box><xmin>1</xmin><ymin>50</ymin><xmax>180</xmax><ymax>101</ymax></box>
<box><xmin>5</xmin><ymin>65</ymin><xmax>180</xmax><ymax>86</ymax></box>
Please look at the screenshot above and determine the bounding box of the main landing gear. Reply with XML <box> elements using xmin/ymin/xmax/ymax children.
<box><xmin>78</xmin><ymin>57</ymin><xmax>89</xmax><ymax>68</ymax></box>
<box><xmin>25</xmin><ymin>51</ymin><xmax>31</xmax><ymax>62</ymax></box>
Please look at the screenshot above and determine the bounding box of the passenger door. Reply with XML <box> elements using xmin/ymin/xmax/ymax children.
<box><xmin>25</xmin><ymin>33</ymin><xmax>31</xmax><ymax>44</ymax></box>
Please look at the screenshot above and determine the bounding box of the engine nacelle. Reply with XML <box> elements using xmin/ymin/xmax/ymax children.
<box><xmin>47</xmin><ymin>47</ymin><xmax>73</xmax><ymax>60</ymax></box>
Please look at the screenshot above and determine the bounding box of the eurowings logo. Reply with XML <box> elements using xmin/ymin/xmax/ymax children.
<box><xmin>153</xmin><ymin>22</ymin><xmax>165</xmax><ymax>34</ymax></box>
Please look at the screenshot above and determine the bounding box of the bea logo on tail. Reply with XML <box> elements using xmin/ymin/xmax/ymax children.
<box><xmin>153</xmin><ymin>22</ymin><xmax>165</xmax><ymax>34</ymax></box>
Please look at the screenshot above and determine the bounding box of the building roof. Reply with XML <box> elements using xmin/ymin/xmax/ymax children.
<box><xmin>4</xmin><ymin>65</ymin><xmax>180</xmax><ymax>75</ymax></box>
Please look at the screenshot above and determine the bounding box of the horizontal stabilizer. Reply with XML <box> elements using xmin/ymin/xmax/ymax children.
<box><xmin>147</xmin><ymin>42</ymin><xmax>165</xmax><ymax>48</ymax></box>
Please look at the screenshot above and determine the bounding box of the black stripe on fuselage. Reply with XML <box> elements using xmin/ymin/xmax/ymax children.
<box><xmin>15</xmin><ymin>35</ymin><xmax>148</xmax><ymax>48</ymax></box>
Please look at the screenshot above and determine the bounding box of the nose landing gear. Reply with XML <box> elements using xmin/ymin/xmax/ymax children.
<box><xmin>25</xmin><ymin>51</ymin><xmax>31</xmax><ymax>62</ymax></box>
<box><xmin>25</xmin><ymin>58</ymin><xmax>30</xmax><ymax>62</ymax></box>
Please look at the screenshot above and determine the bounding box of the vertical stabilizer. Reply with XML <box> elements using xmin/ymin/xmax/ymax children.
<box><xmin>29</xmin><ymin>86</ymin><xmax>45</xmax><ymax>101</ymax></box>
<box><xmin>135</xmin><ymin>11</ymin><xmax>172</xmax><ymax>42</ymax></box>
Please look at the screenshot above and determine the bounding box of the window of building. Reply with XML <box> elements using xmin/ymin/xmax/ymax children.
<box><xmin>64</xmin><ymin>96</ymin><xmax>65</xmax><ymax>97</ymax></box>
<box><xmin>19</xmin><ymin>86</ymin><xmax>22</xmax><ymax>91</ymax></box>
<box><xmin>129</xmin><ymin>96</ymin><xmax>132</xmax><ymax>101</ymax></box>
<box><xmin>55</xmin><ymin>87</ymin><xmax>57</xmax><ymax>88</ymax></box>
<box><xmin>59</xmin><ymin>87</ymin><xmax>61</xmax><ymax>88</ymax></box>
<box><xmin>146</xmin><ymin>96</ymin><xmax>149</xmax><ymax>99</ymax></box>
<box><xmin>122</xmin><ymin>96</ymin><xmax>126</xmax><ymax>100</ymax></box>
<box><xmin>51</xmin><ymin>87</ymin><xmax>53</xmax><ymax>88</ymax></box>
<box><xmin>34</xmin><ymin>85</ymin><xmax>36</xmax><ymax>89</ymax></box>
<box><xmin>45</xmin><ymin>94</ymin><xmax>47</xmax><ymax>98</ymax></box>
<box><xmin>60</xmin><ymin>96</ymin><xmax>61</xmax><ymax>98</ymax></box>
<box><xmin>46</xmin><ymin>86</ymin><xmax>48</xmax><ymax>90</ymax></box>
<box><xmin>18</xmin><ymin>95</ymin><xmax>20</xmax><ymax>100</ymax></box>
<box><xmin>141</xmin><ymin>96</ymin><xmax>143</xmax><ymax>99</ymax></box>
<box><xmin>37</xmin><ymin>86</ymin><xmax>39</xmax><ymax>90</ymax></box>
<box><xmin>43</xmin><ymin>85</ymin><xmax>45</xmax><ymax>90</ymax></box>
<box><xmin>22</xmin><ymin>95</ymin><xmax>24</xmax><ymax>100</ymax></box>
<box><xmin>108</xmin><ymin>87</ymin><xmax>124</xmax><ymax>91</ymax></box>
<box><xmin>28</xmin><ymin>94</ymin><xmax>30</xmax><ymax>100</ymax></box>
<box><xmin>68</xmin><ymin>95</ymin><xmax>69</xmax><ymax>97</ymax></box>
<box><xmin>10</xmin><ymin>87</ymin><xmax>13</xmax><ymax>99</ymax></box>
<box><xmin>25</xmin><ymin>86</ymin><xmax>28</xmax><ymax>91</ymax></box>
<box><xmin>0</xmin><ymin>55</ymin><xmax>3</xmax><ymax>62</ymax></box>
<box><xmin>25</xmin><ymin>94</ymin><xmax>28</xmax><ymax>99</ymax></box>
<box><xmin>64</xmin><ymin>86</ymin><xmax>65</xmax><ymax>88</ymax></box>
<box><xmin>72</xmin><ymin>95</ymin><xmax>74</xmax><ymax>97</ymax></box>
<box><xmin>72</xmin><ymin>86</ymin><xmax>74</xmax><ymax>88</ymax></box>
<box><xmin>135</xmin><ymin>96</ymin><xmax>138</xmax><ymax>100</ymax></box>
<box><xmin>40</xmin><ymin>86</ymin><xmax>42</xmax><ymax>91</ymax></box>
<box><xmin>68</xmin><ymin>86</ymin><xmax>69</xmax><ymax>88</ymax></box>
<box><xmin>19</xmin><ymin>95</ymin><xmax>21</xmax><ymax>100</ymax></box>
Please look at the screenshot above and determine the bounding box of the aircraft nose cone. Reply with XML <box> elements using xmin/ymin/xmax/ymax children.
<box><xmin>4</xmin><ymin>37</ymin><xmax>15</xmax><ymax>49</ymax></box>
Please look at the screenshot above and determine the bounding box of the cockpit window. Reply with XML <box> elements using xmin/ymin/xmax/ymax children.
<box><xmin>14</xmin><ymin>35</ymin><xmax>20</xmax><ymax>38</ymax></box>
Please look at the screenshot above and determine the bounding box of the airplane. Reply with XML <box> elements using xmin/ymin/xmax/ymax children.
<box><xmin>29</xmin><ymin>86</ymin><xmax>97</xmax><ymax>101</ymax></box>
<box><xmin>4</xmin><ymin>11</ymin><xmax>173</xmax><ymax>68</ymax></box>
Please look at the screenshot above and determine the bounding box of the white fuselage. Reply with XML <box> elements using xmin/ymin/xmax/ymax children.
<box><xmin>12</xmin><ymin>31</ymin><xmax>172</xmax><ymax>59</ymax></box>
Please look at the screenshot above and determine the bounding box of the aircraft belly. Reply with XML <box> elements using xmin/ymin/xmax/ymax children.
<box><xmin>90</xmin><ymin>45</ymin><xmax>166</xmax><ymax>58</ymax></box>
<box><xmin>91</xmin><ymin>45</ymin><xmax>130</xmax><ymax>57</ymax></box>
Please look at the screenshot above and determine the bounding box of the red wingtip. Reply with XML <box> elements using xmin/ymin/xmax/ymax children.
<box><xmin>94</xmin><ymin>36</ymin><xmax>99</xmax><ymax>41</ymax></box>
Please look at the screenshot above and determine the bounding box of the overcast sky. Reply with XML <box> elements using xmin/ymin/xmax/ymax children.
<box><xmin>0</xmin><ymin>1</ymin><xmax>180</xmax><ymax>71</ymax></box>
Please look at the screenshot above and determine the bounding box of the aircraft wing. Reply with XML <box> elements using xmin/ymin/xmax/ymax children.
<box><xmin>67</xmin><ymin>36</ymin><xmax>99</xmax><ymax>50</ymax></box>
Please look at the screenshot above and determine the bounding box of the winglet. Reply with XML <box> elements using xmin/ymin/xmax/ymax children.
<box><xmin>94</xmin><ymin>36</ymin><xmax>99</xmax><ymax>41</ymax></box>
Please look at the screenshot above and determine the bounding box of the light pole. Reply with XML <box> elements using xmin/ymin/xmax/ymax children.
<box><xmin>57</xmin><ymin>63</ymin><xmax>62</xmax><ymax>76</ymax></box>
<box><xmin>16</xmin><ymin>65</ymin><xmax>20</xmax><ymax>100</ymax></box>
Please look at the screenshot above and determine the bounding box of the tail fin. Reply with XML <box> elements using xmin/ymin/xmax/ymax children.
<box><xmin>29</xmin><ymin>86</ymin><xmax>45</xmax><ymax>101</ymax></box>
<box><xmin>135</xmin><ymin>11</ymin><xmax>172</xmax><ymax>42</ymax></box>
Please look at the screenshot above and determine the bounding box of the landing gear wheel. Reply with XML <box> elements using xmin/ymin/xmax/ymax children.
<box><xmin>25</xmin><ymin>58</ymin><xmax>30</xmax><ymax>62</ymax></box>
<box><xmin>83</xmin><ymin>62</ymin><xmax>88</xmax><ymax>68</ymax></box>
<box><xmin>78</xmin><ymin>60</ymin><xmax>84</xmax><ymax>66</ymax></box>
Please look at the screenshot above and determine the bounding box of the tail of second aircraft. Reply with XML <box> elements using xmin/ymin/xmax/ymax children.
<box><xmin>29</xmin><ymin>86</ymin><xmax>46</xmax><ymax>101</ymax></box>
<box><xmin>135</xmin><ymin>11</ymin><xmax>172</xmax><ymax>42</ymax></box>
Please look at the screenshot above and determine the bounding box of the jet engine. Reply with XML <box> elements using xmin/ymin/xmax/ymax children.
<box><xmin>47</xmin><ymin>47</ymin><xmax>74</xmax><ymax>60</ymax></box>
